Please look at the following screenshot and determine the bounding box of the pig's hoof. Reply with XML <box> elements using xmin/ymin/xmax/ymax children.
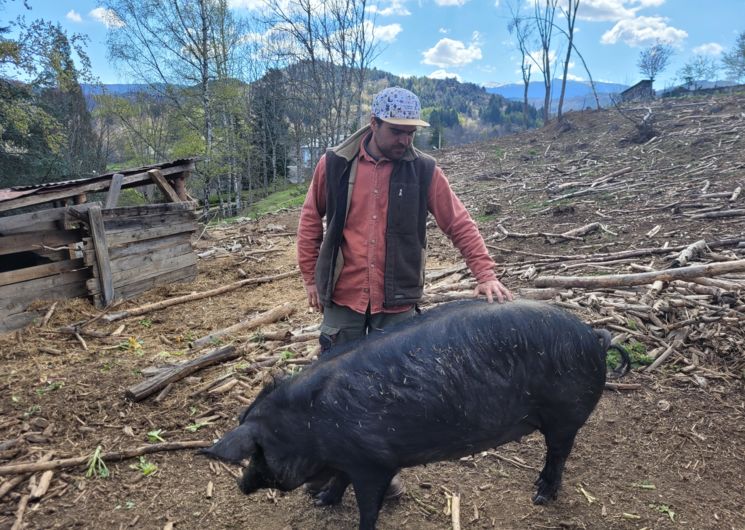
<box><xmin>313</xmin><ymin>489</ymin><xmax>343</xmax><ymax>506</ymax></box>
<box><xmin>532</xmin><ymin>492</ymin><xmax>550</xmax><ymax>505</ymax></box>
<box><xmin>532</xmin><ymin>486</ymin><xmax>558</xmax><ymax>505</ymax></box>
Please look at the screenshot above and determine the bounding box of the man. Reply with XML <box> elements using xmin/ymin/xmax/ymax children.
<box><xmin>296</xmin><ymin>87</ymin><xmax>512</xmax><ymax>497</ymax></box>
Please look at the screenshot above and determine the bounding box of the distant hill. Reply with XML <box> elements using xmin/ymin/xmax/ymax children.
<box><xmin>485</xmin><ymin>80</ymin><xmax>628</xmax><ymax>111</ymax></box>
<box><xmin>81</xmin><ymin>83</ymin><xmax>154</xmax><ymax>96</ymax></box>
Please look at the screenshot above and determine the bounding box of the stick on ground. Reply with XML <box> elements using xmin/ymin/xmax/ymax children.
<box><xmin>0</xmin><ymin>441</ymin><xmax>211</xmax><ymax>476</ymax></box>
<box><xmin>125</xmin><ymin>345</ymin><xmax>238</xmax><ymax>402</ymax></box>
<box><xmin>102</xmin><ymin>270</ymin><xmax>298</xmax><ymax>323</ymax></box>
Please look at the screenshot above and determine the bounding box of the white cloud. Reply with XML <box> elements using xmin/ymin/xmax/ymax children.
<box><xmin>434</xmin><ymin>0</ymin><xmax>469</xmax><ymax>5</ymax></box>
<box><xmin>422</xmin><ymin>38</ymin><xmax>482</xmax><ymax>67</ymax></box>
<box><xmin>89</xmin><ymin>7</ymin><xmax>125</xmax><ymax>28</ymax></box>
<box><xmin>367</xmin><ymin>0</ymin><xmax>411</xmax><ymax>16</ymax></box>
<box><xmin>428</xmin><ymin>69</ymin><xmax>462</xmax><ymax>82</ymax></box>
<box><xmin>526</xmin><ymin>48</ymin><xmax>558</xmax><ymax>70</ymax></box>
<box><xmin>601</xmin><ymin>16</ymin><xmax>687</xmax><ymax>47</ymax></box>
<box><xmin>634</xmin><ymin>0</ymin><xmax>665</xmax><ymax>6</ymax></box>
<box><xmin>577</xmin><ymin>0</ymin><xmax>636</xmax><ymax>21</ymax></box>
<box><xmin>693</xmin><ymin>42</ymin><xmax>723</xmax><ymax>56</ymax></box>
<box><xmin>371</xmin><ymin>22</ymin><xmax>402</xmax><ymax>43</ymax></box>
<box><xmin>66</xmin><ymin>10</ymin><xmax>82</xmax><ymax>23</ymax></box>
<box><xmin>577</xmin><ymin>0</ymin><xmax>666</xmax><ymax>22</ymax></box>
<box><xmin>439</xmin><ymin>27</ymin><xmax>449</xmax><ymax>34</ymax></box>
<box><xmin>565</xmin><ymin>72</ymin><xmax>586</xmax><ymax>81</ymax></box>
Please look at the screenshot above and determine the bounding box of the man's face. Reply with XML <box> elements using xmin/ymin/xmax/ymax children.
<box><xmin>370</xmin><ymin>119</ymin><xmax>417</xmax><ymax>161</ymax></box>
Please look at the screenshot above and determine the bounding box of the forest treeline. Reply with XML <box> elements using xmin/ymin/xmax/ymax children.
<box><xmin>1</xmin><ymin>0</ymin><xmax>540</xmax><ymax>216</ymax></box>
<box><xmin>3</xmin><ymin>1</ymin><xmax>744</xmax><ymax>217</ymax></box>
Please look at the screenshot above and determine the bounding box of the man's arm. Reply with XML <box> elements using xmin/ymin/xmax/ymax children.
<box><xmin>296</xmin><ymin>156</ymin><xmax>328</xmax><ymax>311</ymax></box>
<box><xmin>428</xmin><ymin>166</ymin><xmax>513</xmax><ymax>303</ymax></box>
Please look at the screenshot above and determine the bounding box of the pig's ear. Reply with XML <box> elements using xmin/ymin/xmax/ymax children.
<box><xmin>199</xmin><ymin>424</ymin><xmax>256</xmax><ymax>464</ymax></box>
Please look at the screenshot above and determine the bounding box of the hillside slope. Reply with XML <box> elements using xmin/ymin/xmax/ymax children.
<box><xmin>1</xmin><ymin>90</ymin><xmax>744</xmax><ymax>530</ymax></box>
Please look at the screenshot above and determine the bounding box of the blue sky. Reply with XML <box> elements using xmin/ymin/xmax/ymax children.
<box><xmin>4</xmin><ymin>0</ymin><xmax>744</xmax><ymax>89</ymax></box>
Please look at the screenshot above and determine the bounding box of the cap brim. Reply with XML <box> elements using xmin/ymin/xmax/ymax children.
<box><xmin>380</xmin><ymin>117</ymin><xmax>430</xmax><ymax>127</ymax></box>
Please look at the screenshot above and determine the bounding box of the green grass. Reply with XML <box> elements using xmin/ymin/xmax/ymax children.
<box><xmin>475</xmin><ymin>213</ymin><xmax>497</xmax><ymax>223</ymax></box>
<box><xmin>607</xmin><ymin>339</ymin><xmax>653</xmax><ymax>370</ymax></box>
<box><xmin>245</xmin><ymin>184</ymin><xmax>307</xmax><ymax>218</ymax></box>
<box><xmin>208</xmin><ymin>183</ymin><xmax>309</xmax><ymax>225</ymax></box>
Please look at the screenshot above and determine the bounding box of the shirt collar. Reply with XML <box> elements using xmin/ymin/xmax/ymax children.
<box><xmin>359</xmin><ymin>131</ymin><xmax>383</xmax><ymax>163</ymax></box>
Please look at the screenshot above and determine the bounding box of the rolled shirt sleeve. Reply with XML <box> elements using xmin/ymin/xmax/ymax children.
<box><xmin>427</xmin><ymin>166</ymin><xmax>497</xmax><ymax>283</ymax></box>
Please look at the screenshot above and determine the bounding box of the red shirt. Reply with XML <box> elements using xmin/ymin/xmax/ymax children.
<box><xmin>297</xmin><ymin>135</ymin><xmax>497</xmax><ymax>314</ymax></box>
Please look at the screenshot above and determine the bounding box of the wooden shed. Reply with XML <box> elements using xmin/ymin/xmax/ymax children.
<box><xmin>620</xmin><ymin>80</ymin><xmax>655</xmax><ymax>102</ymax></box>
<box><xmin>0</xmin><ymin>159</ymin><xmax>200</xmax><ymax>333</ymax></box>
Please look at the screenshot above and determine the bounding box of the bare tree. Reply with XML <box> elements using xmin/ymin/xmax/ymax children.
<box><xmin>261</xmin><ymin>0</ymin><xmax>378</xmax><ymax>173</ymax></box>
<box><xmin>105</xmin><ymin>0</ymin><xmax>248</xmax><ymax>212</ymax></box>
<box><xmin>507</xmin><ymin>1</ymin><xmax>534</xmax><ymax>128</ymax></box>
<box><xmin>556</xmin><ymin>0</ymin><xmax>579</xmax><ymax>121</ymax></box>
<box><xmin>533</xmin><ymin>0</ymin><xmax>558</xmax><ymax>123</ymax></box>
<box><xmin>678</xmin><ymin>55</ymin><xmax>719</xmax><ymax>90</ymax></box>
<box><xmin>637</xmin><ymin>41</ymin><xmax>674</xmax><ymax>83</ymax></box>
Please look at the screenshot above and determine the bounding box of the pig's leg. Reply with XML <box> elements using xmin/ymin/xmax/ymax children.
<box><xmin>313</xmin><ymin>472</ymin><xmax>351</xmax><ymax>506</ymax></box>
<box><xmin>351</xmin><ymin>468</ymin><xmax>395</xmax><ymax>530</ymax></box>
<box><xmin>533</xmin><ymin>428</ymin><xmax>578</xmax><ymax>505</ymax></box>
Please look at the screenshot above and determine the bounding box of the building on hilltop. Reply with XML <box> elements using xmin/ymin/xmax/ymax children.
<box><xmin>620</xmin><ymin>80</ymin><xmax>655</xmax><ymax>102</ymax></box>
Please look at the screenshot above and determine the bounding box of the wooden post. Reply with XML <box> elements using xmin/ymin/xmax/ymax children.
<box><xmin>104</xmin><ymin>173</ymin><xmax>124</xmax><ymax>209</ymax></box>
<box><xmin>88</xmin><ymin>205</ymin><xmax>115</xmax><ymax>307</ymax></box>
<box><xmin>173</xmin><ymin>172</ymin><xmax>189</xmax><ymax>201</ymax></box>
<box><xmin>148</xmin><ymin>169</ymin><xmax>182</xmax><ymax>203</ymax></box>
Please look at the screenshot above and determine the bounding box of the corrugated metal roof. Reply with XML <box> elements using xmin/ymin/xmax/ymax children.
<box><xmin>0</xmin><ymin>189</ymin><xmax>36</xmax><ymax>201</ymax></box>
<box><xmin>0</xmin><ymin>158</ymin><xmax>199</xmax><ymax>203</ymax></box>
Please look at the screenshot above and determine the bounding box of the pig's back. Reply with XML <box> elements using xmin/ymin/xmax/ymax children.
<box><xmin>296</xmin><ymin>300</ymin><xmax>607</xmax><ymax>468</ymax></box>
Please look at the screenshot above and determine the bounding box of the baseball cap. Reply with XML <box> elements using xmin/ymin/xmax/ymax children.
<box><xmin>371</xmin><ymin>87</ymin><xmax>430</xmax><ymax>127</ymax></box>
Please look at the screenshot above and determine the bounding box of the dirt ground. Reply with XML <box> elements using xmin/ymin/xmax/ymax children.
<box><xmin>2</xmin><ymin>91</ymin><xmax>745</xmax><ymax>530</ymax></box>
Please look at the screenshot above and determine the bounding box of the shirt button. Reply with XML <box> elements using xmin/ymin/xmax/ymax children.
<box><xmin>370</xmin><ymin>240</ymin><xmax>376</xmax><ymax>245</ymax></box>
<box><xmin>372</xmin><ymin>215</ymin><xmax>377</xmax><ymax>220</ymax></box>
<box><xmin>363</xmin><ymin>288</ymin><xmax>369</xmax><ymax>293</ymax></box>
<box><xmin>370</xmin><ymin>263</ymin><xmax>375</xmax><ymax>268</ymax></box>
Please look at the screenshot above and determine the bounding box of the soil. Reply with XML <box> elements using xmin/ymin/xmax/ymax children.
<box><xmin>2</xmin><ymin>91</ymin><xmax>745</xmax><ymax>530</ymax></box>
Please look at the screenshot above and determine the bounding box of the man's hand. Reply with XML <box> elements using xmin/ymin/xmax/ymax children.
<box><xmin>473</xmin><ymin>279</ymin><xmax>513</xmax><ymax>304</ymax></box>
<box><xmin>305</xmin><ymin>283</ymin><xmax>323</xmax><ymax>312</ymax></box>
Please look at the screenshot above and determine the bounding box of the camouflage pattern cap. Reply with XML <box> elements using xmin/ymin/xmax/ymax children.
<box><xmin>371</xmin><ymin>87</ymin><xmax>430</xmax><ymax>127</ymax></box>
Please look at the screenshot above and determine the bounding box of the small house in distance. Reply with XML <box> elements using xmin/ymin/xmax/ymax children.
<box><xmin>0</xmin><ymin>159</ymin><xmax>200</xmax><ymax>333</ymax></box>
<box><xmin>620</xmin><ymin>80</ymin><xmax>655</xmax><ymax>102</ymax></box>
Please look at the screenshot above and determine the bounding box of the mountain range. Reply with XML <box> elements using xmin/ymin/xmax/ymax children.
<box><xmin>485</xmin><ymin>79</ymin><xmax>629</xmax><ymax>111</ymax></box>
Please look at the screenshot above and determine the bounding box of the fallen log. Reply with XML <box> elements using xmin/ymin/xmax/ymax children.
<box><xmin>0</xmin><ymin>441</ymin><xmax>210</xmax><ymax>476</ymax></box>
<box><xmin>670</xmin><ymin>239</ymin><xmax>708</xmax><ymax>268</ymax></box>
<box><xmin>102</xmin><ymin>270</ymin><xmax>299</xmax><ymax>323</ymax></box>
<box><xmin>189</xmin><ymin>302</ymin><xmax>295</xmax><ymax>351</ymax></box>
<box><xmin>125</xmin><ymin>345</ymin><xmax>238</xmax><ymax>402</ymax></box>
<box><xmin>690</xmin><ymin>209</ymin><xmax>745</xmax><ymax>219</ymax></box>
<box><xmin>534</xmin><ymin>259</ymin><xmax>745</xmax><ymax>289</ymax></box>
<box><xmin>560</xmin><ymin>222</ymin><xmax>601</xmax><ymax>238</ymax></box>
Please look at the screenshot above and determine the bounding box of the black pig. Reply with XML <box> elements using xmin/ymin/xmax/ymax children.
<box><xmin>201</xmin><ymin>300</ymin><xmax>629</xmax><ymax>530</ymax></box>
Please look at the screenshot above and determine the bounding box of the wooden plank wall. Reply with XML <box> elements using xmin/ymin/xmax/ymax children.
<box><xmin>84</xmin><ymin>202</ymin><xmax>198</xmax><ymax>307</ymax></box>
<box><xmin>0</xmin><ymin>206</ymin><xmax>89</xmax><ymax>332</ymax></box>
